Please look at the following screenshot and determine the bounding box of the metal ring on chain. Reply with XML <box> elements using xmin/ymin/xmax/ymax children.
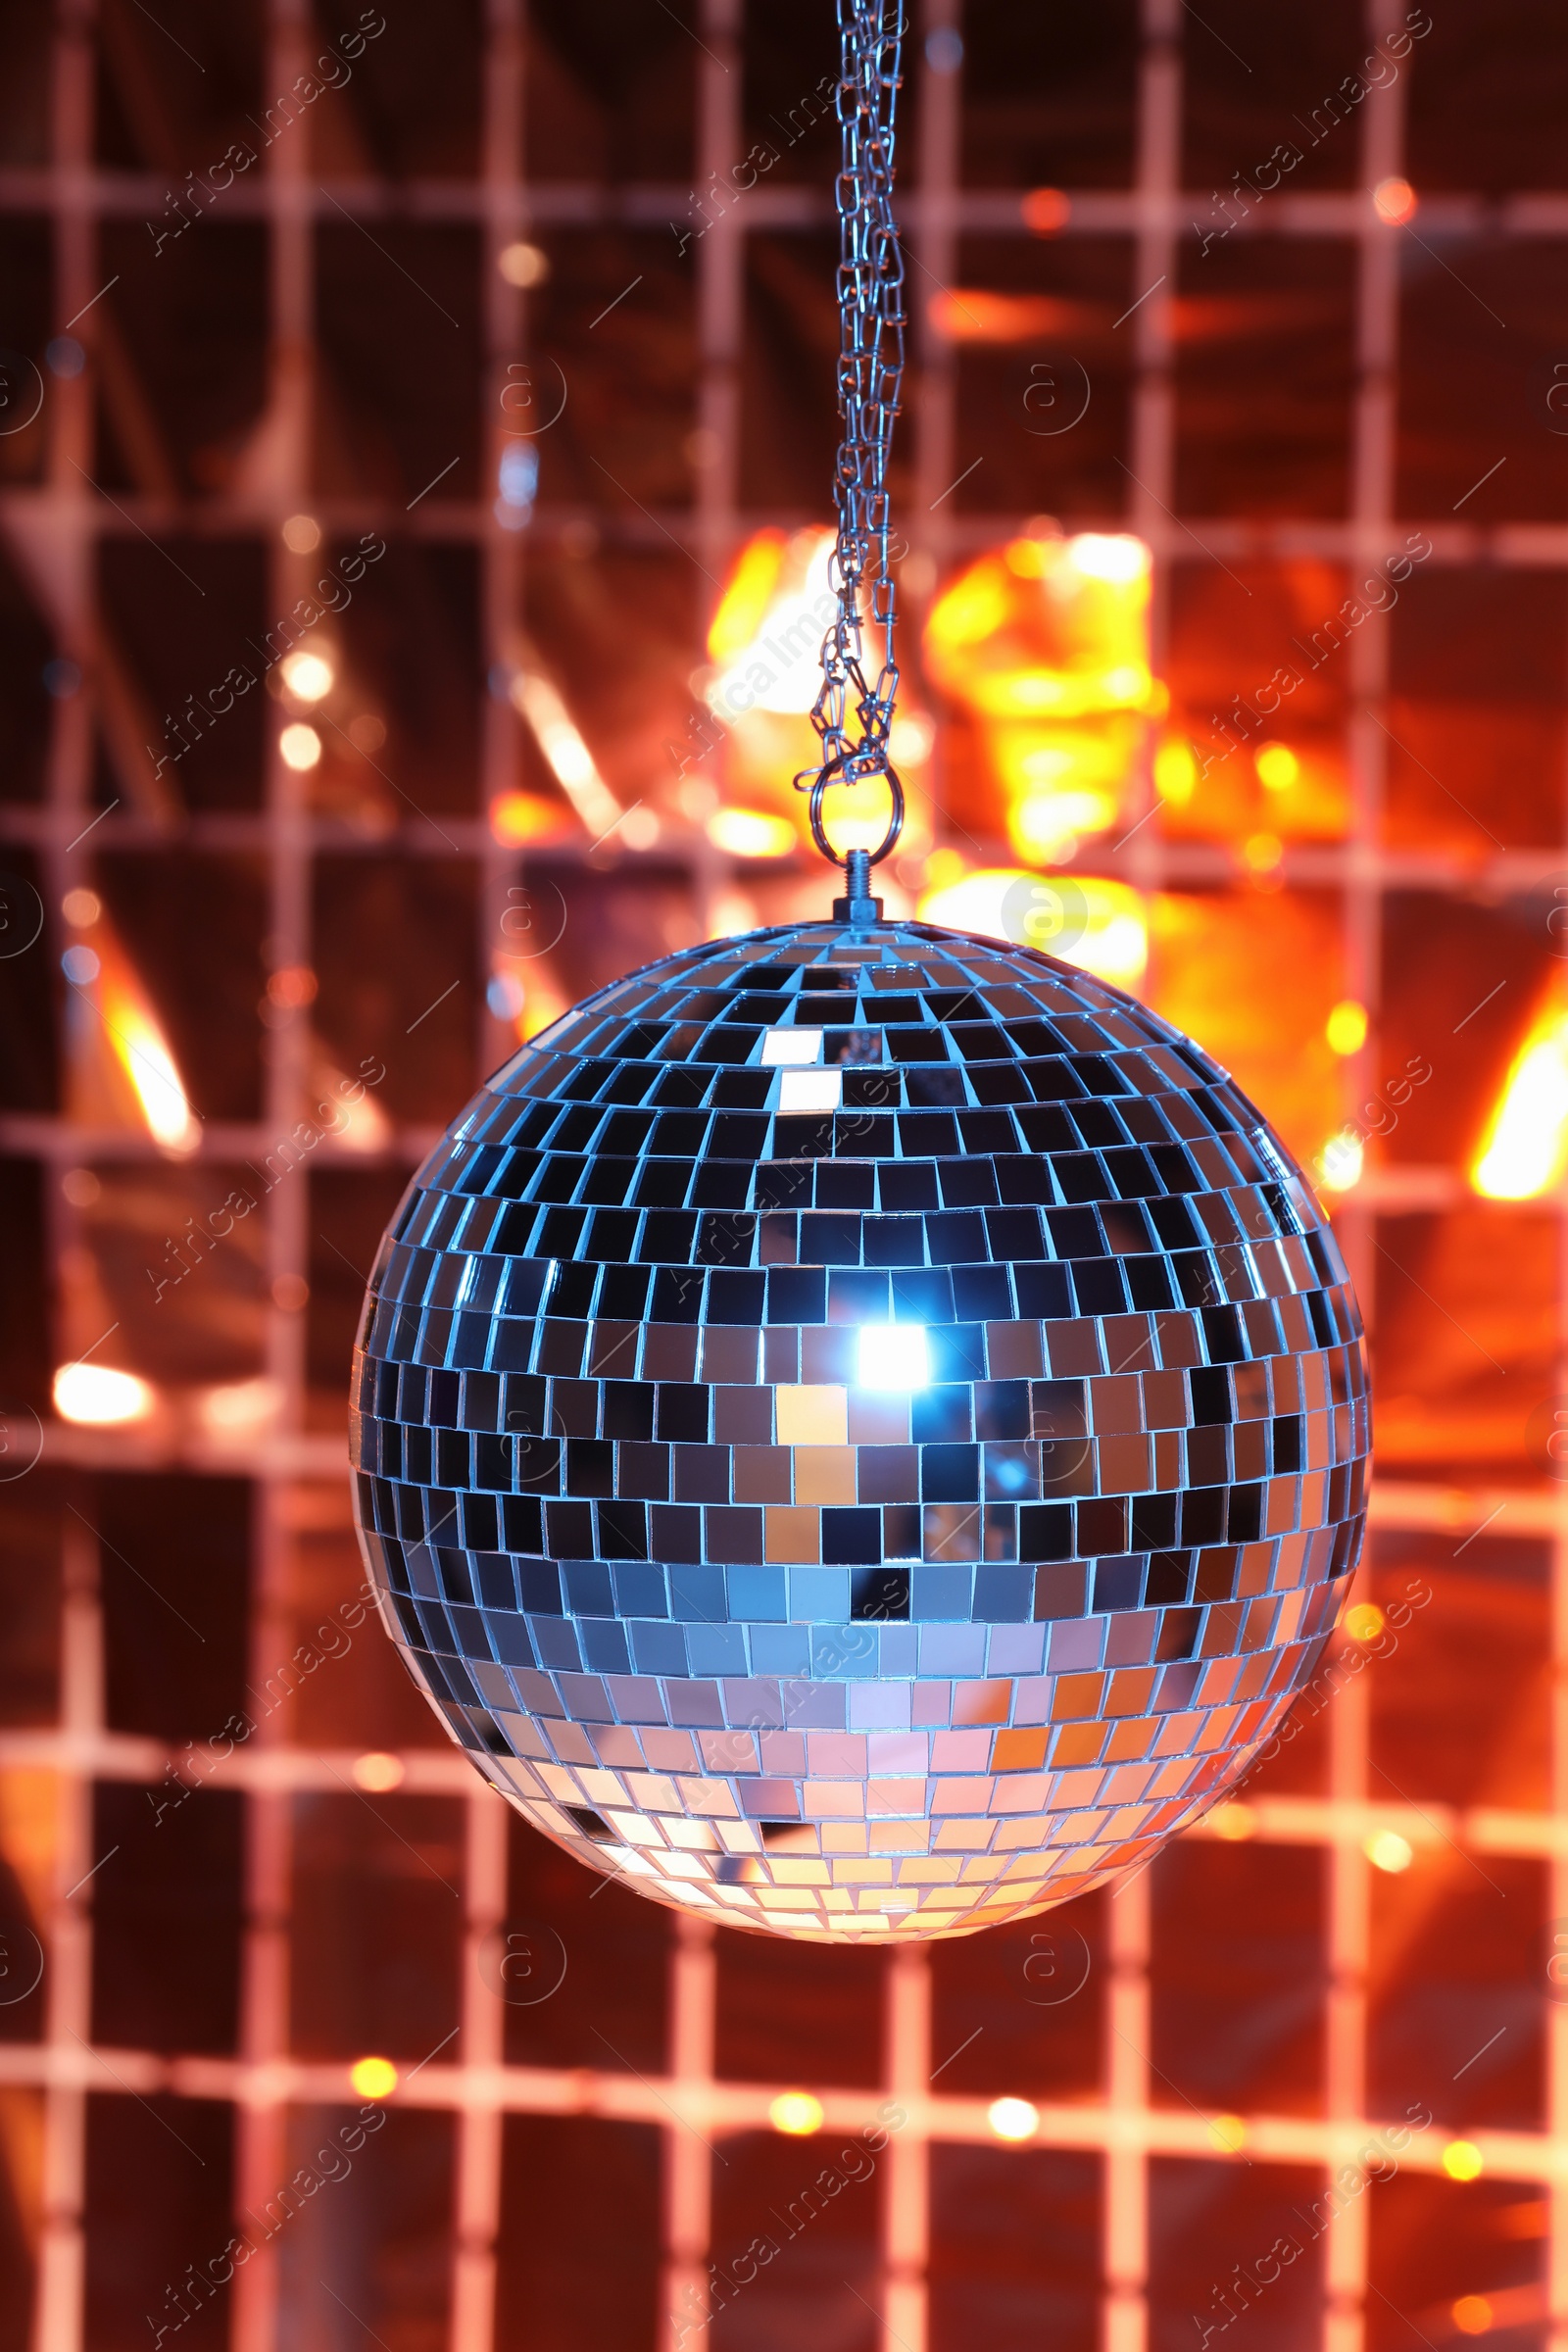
<box><xmin>807</xmin><ymin>758</ymin><xmax>905</xmax><ymax>869</ymax></box>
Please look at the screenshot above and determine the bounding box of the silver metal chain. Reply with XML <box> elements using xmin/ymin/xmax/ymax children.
<box><xmin>799</xmin><ymin>0</ymin><xmax>906</xmax><ymax>873</ymax></box>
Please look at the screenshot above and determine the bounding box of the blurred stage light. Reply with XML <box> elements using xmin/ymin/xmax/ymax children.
<box><xmin>350</xmin><ymin>2056</ymin><xmax>398</xmax><ymax>2099</ymax></box>
<box><xmin>279</xmin><ymin>649</ymin><xmax>334</xmax><ymax>704</ymax></box>
<box><xmin>1364</xmin><ymin>1830</ymin><xmax>1414</xmax><ymax>1874</ymax></box>
<box><xmin>769</xmin><ymin>2091</ymin><xmax>824</xmax><ymax>2135</ymax></box>
<box><xmin>1254</xmin><ymin>742</ymin><xmax>1299</xmax><ymax>793</ymax></box>
<box><xmin>988</xmin><ymin>2099</ymin><xmax>1039</xmax><ymax>2142</ymax></box>
<box><xmin>498</xmin><ymin>240</ymin><xmax>550</xmax><ymax>287</ymax></box>
<box><xmin>279</xmin><ymin>722</ymin><xmax>322</xmax><ymax>771</ymax></box>
<box><xmin>1374</xmin><ymin>176</ymin><xmax>1417</xmax><ymax>224</ymax></box>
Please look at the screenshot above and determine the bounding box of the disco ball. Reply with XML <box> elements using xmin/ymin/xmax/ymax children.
<box><xmin>349</xmin><ymin>913</ymin><xmax>1369</xmax><ymax>1942</ymax></box>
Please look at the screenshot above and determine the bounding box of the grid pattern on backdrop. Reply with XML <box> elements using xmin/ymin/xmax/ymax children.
<box><xmin>0</xmin><ymin>1</ymin><xmax>1565</xmax><ymax>2349</ymax></box>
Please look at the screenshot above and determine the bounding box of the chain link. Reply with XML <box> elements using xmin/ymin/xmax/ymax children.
<box><xmin>797</xmin><ymin>0</ymin><xmax>906</xmax><ymax>869</ymax></box>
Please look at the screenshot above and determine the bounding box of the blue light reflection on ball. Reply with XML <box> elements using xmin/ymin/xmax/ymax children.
<box><xmin>349</xmin><ymin>917</ymin><xmax>1370</xmax><ymax>1943</ymax></box>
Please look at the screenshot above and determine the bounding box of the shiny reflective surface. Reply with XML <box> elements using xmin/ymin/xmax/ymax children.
<box><xmin>351</xmin><ymin>915</ymin><xmax>1370</xmax><ymax>1941</ymax></box>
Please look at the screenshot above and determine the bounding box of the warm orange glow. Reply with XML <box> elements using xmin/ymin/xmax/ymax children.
<box><xmin>1472</xmin><ymin>1004</ymin><xmax>1568</xmax><ymax>1200</ymax></box>
<box><xmin>925</xmin><ymin>531</ymin><xmax>1157</xmax><ymax>862</ymax></box>
<box><xmin>707</xmin><ymin>807</ymin><xmax>797</xmax><ymax>858</ymax></box>
<box><xmin>1206</xmin><ymin>2115</ymin><xmax>1247</xmax><ymax>2154</ymax></box>
<box><xmin>1452</xmin><ymin>2297</ymin><xmax>1493</xmax><ymax>2337</ymax></box>
<box><xmin>353</xmin><ymin>1752</ymin><xmax>406</xmax><ymax>1792</ymax></box>
<box><xmin>929</xmin><ymin>290</ymin><xmax>1098</xmax><ymax>342</ymax></box>
<box><xmin>1326</xmin><ymin>1000</ymin><xmax>1368</xmax><ymax>1055</ymax></box>
<box><xmin>1344</xmin><ymin>1603</ymin><xmax>1385</xmax><ymax>1642</ymax></box>
<box><xmin>917</xmin><ymin>870</ymin><xmax>1149</xmax><ymax>990</ymax></box>
<box><xmin>489</xmin><ymin>790</ymin><xmax>570</xmax><ymax>848</ymax></box>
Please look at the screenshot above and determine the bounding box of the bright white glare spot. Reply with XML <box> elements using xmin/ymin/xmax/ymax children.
<box><xmin>54</xmin><ymin>1363</ymin><xmax>152</xmax><ymax>1425</ymax></box>
<box><xmin>279</xmin><ymin>650</ymin><xmax>334</xmax><ymax>704</ymax></box>
<box><xmin>1065</xmin><ymin>533</ymin><xmax>1149</xmax><ymax>583</ymax></box>
<box><xmin>858</xmin><ymin>1325</ymin><xmax>929</xmax><ymax>1389</ymax></box>
<box><xmin>279</xmin><ymin>723</ymin><xmax>321</xmax><ymax>771</ymax></box>
<box><xmin>761</xmin><ymin>1028</ymin><xmax>821</xmax><ymax>1066</ymax></box>
<box><xmin>988</xmin><ymin>2097</ymin><xmax>1039</xmax><ymax>2142</ymax></box>
<box><xmin>778</xmin><ymin>1067</ymin><xmax>842</xmax><ymax>1112</ymax></box>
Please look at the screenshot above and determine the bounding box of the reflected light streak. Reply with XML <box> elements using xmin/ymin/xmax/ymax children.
<box><xmin>507</xmin><ymin>669</ymin><xmax>622</xmax><ymax>841</ymax></box>
<box><xmin>1472</xmin><ymin>1006</ymin><xmax>1568</xmax><ymax>1200</ymax></box>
